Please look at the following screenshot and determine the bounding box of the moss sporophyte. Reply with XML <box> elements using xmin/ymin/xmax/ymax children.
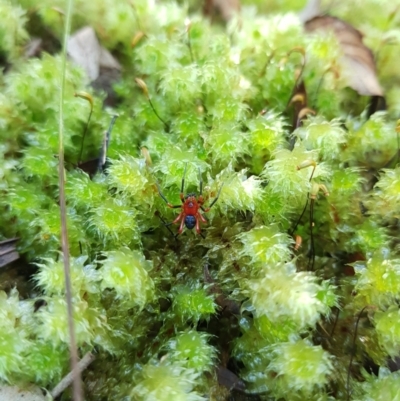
<box><xmin>1</xmin><ymin>0</ymin><xmax>400</xmax><ymax>400</ymax></box>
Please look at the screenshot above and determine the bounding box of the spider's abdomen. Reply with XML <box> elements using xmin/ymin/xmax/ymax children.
<box><xmin>185</xmin><ymin>215</ymin><xmax>196</xmax><ymax>229</ymax></box>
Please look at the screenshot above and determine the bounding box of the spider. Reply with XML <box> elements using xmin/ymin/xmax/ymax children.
<box><xmin>156</xmin><ymin>164</ymin><xmax>223</xmax><ymax>239</ymax></box>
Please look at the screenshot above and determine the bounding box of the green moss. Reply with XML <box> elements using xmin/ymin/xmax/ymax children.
<box><xmin>374</xmin><ymin>307</ymin><xmax>400</xmax><ymax>357</ymax></box>
<box><xmin>131</xmin><ymin>363</ymin><xmax>204</xmax><ymax>401</ymax></box>
<box><xmin>0</xmin><ymin>290</ymin><xmax>31</xmax><ymax>382</ymax></box>
<box><xmin>35</xmin><ymin>255</ymin><xmax>100</xmax><ymax>296</ymax></box>
<box><xmin>1</xmin><ymin>0</ymin><xmax>400</xmax><ymax>399</ymax></box>
<box><xmin>172</xmin><ymin>285</ymin><xmax>216</xmax><ymax>323</ymax></box>
<box><xmin>246</xmin><ymin>262</ymin><xmax>336</xmax><ymax>329</ymax></box>
<box><xmin>167</xmin><ymin>330</ymin><xmax>216</xmax><ymax>373</ymax></box>
<box><xmin>0</xmin><ymin>2</ymin><xmax>28</xmax><ymax>60</ymax></box>
<box><xmin>356</xmin><ymin>369</ymin><xmax>400</xmax><ymax>401</ymax></box>
<box><xmin>268</xmin><ymin>340</ymin><xmax>333</xmax><ymax>395</ymax></box>
<box><xmin>238</xmin><ymin>224</ymin><xmax>293</xmax><ymax>267</ymax></box>
<box><xmin>100</xmin><ymin>249</ymin><xmax>154</xmax><ymax>308</ymax></box>
<box><xmin>345</xmin><ymin>112</ymin><xmax>397</xmax><ymax>168</ymax></box>
<box><xmin>370</xmin><ymin>167</ymin><xmax>400</xmax><ymax>220</ymax></box>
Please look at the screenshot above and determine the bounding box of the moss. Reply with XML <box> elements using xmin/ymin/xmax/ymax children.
<box><xmin>1</xmin><ymin>0</ymin><xmax>400</xmax><ymax>400</ymax></box>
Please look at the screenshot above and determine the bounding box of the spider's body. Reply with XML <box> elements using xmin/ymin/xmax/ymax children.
<box><xmin>156</xmin><ymin>166</ymin><xmax>223</xmax><ymax>238</ymax></box>
<box><xmin>183</xmin><ymin>194</ymin><xmax>199</xmax><ymax>229</ymax></box>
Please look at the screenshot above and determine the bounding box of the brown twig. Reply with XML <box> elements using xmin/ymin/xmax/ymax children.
<box><xmin>51</xmin><ymin>352</ymin><xmax>95</xmax><ymax>399</ymax></box>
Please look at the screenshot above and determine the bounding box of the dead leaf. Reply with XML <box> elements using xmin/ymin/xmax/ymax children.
<box><xmin>24</xmin><ymin>38</ymin><xmax>42</xmax><ymax>58</ymax></box>
<box><xmin>0</xmin><ymin>238</ymin><xmax>19</xmax><ymax>268</ymax></box>
<box><xmin>203</xmin><ymin>0</ymin><xmax>240</xmax><ymax>22</ymax></box>
<box><xmin>305</xmin><ymin>16</ymin><xmax>384</xmax><ymax>96</ymax></box>
<box><xmin>98</xmin><ymin>47</ymin><xmax>121</xmax><ymax>70</ymax></box>
<box><xmin>216</xmin><ymin>366</ymin><xmax>246</xmax><ymax>392</ymax></box>
<box><xmin>67</xmin><ymin>26</ymin><xmax>121</xmax><ymax>82</ymax></box>
<box><xmin>298</xmin><ymin>0</ymin><xmax>321</xmax><ymax>23</ymax></box>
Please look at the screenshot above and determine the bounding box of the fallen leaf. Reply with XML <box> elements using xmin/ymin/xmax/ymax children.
<box><xmin>98</xmin><ymin>47</ymin><xmax>121</xmax><ymax>70</ymax></box>
<box><xmin>67</xmin><ymin>26</ymin><xmax>121</xmax><ymax>82</ymax></box>
<box><xmin>298</xmin><ymin>0</ymin><xmax>321</xmax><ymax>23</ymax></box>
<box><xmin>216</xmin><ymin>366</ymin><xmax>246</xmax><ymax>392</ymax></box>
<box><xmin>24</xmin><ymin>38</ymin><xmax>42</xmax><ymax>58</ymax></box>
<box><xmin>305</xmin><ymin>16</ymin><xmax>384</xmax><ymax>96</ymax></box>
<box><xmin>0</xmin><ymin>238</ymin><xmax>19</xmax><ymax>268</ymax></box>
<box><xmin>203</xmin><ymin>0</ymin><xmax>240</xmax><ymax>23</ymax></box>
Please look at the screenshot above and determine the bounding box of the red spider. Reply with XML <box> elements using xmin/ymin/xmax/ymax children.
<box><xmin>156</xmin><ymin>165</ymin><xmax>223</xmax><ymax>239</ymax></box>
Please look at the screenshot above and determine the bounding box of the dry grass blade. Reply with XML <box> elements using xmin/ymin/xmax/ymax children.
<box><xmin>59</xmin><ymin>0</ymin><xmax>82</xmax><ymax>400</ymax></box>
<box><xmin>305</xmin><ymin>16</ymin><xmax>384</xmax><ymax>97</ymax></box>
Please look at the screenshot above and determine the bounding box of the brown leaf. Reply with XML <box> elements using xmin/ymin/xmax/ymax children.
<box><xmin>203</xmin><ymin>0</ymin><xmax>240</xmax><ymax>23</ymax></box>
<box><xmin>305</xmin><ymin>16</ymin><xmax>383</xmax><ymax>96</ymax></box>
<box><xmin>67</xmin><ymin>26</ymin><xmax>121</xmax><ymax>82</ymax></box>
<box><xmin>24</xmin><ymin>38</ymin><xmax>42</xmax><ymax>58</ymax></box>
<box><xmin>298</xmin><ymin>0</ymin><xmax>321</xmax><ymax>23</ymax></box>
<box><xmin>216</xmin><ymin>366</ymin><xmax>246</xmax><ymax>392</ymax></box>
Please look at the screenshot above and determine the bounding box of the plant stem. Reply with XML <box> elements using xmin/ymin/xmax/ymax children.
<box><xmin>59</xmin><ymin>0</ymin><xmax>82</xmax><ymax>400</ymax></box>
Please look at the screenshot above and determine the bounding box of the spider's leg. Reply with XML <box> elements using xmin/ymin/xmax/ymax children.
<box><xmin>195</xmin><ymin>217</ymin><xmax>206</xmax><ymax>239</ymax></box>
<box><xmin>180</xmin><ymin>163</ymin><xmax>188</xmax><ymax>202</ymax></box>
<box><xmin>203</xmin><ymin>182</ymin><xmax>224</xmax><ymax>212</ymax></box>
<box><xmin>155</xmin><ymin>211</ymin><xmax>179</xmax><ymax>240</ymax></box>
<box><xmin>177</xmin><ymin>213</ymin><xmax>186</xmax><ymax>235</ymax></box>
<box><xmin>172</xmin><ymin>211</ymin><xmax>184</xmax><ymax>224</ymax></box>
<box><xmin>197</xmin><ymin>210</ymin><xmax>207</xmax><ymax>224</ymax></box>
<box><xmin>198</xmin><ymin>168</ymin><xmax>207</xmax><ymax>207</ymax></box>
<box><xmin>198</xmin><ymin>167</ymin><xmax>203</xmax><ymax>196</ymax></box>
<box><xmin>156</xmin><ymin>182</ymin><xmax>181</xmax><ymax>208</ymax></box>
